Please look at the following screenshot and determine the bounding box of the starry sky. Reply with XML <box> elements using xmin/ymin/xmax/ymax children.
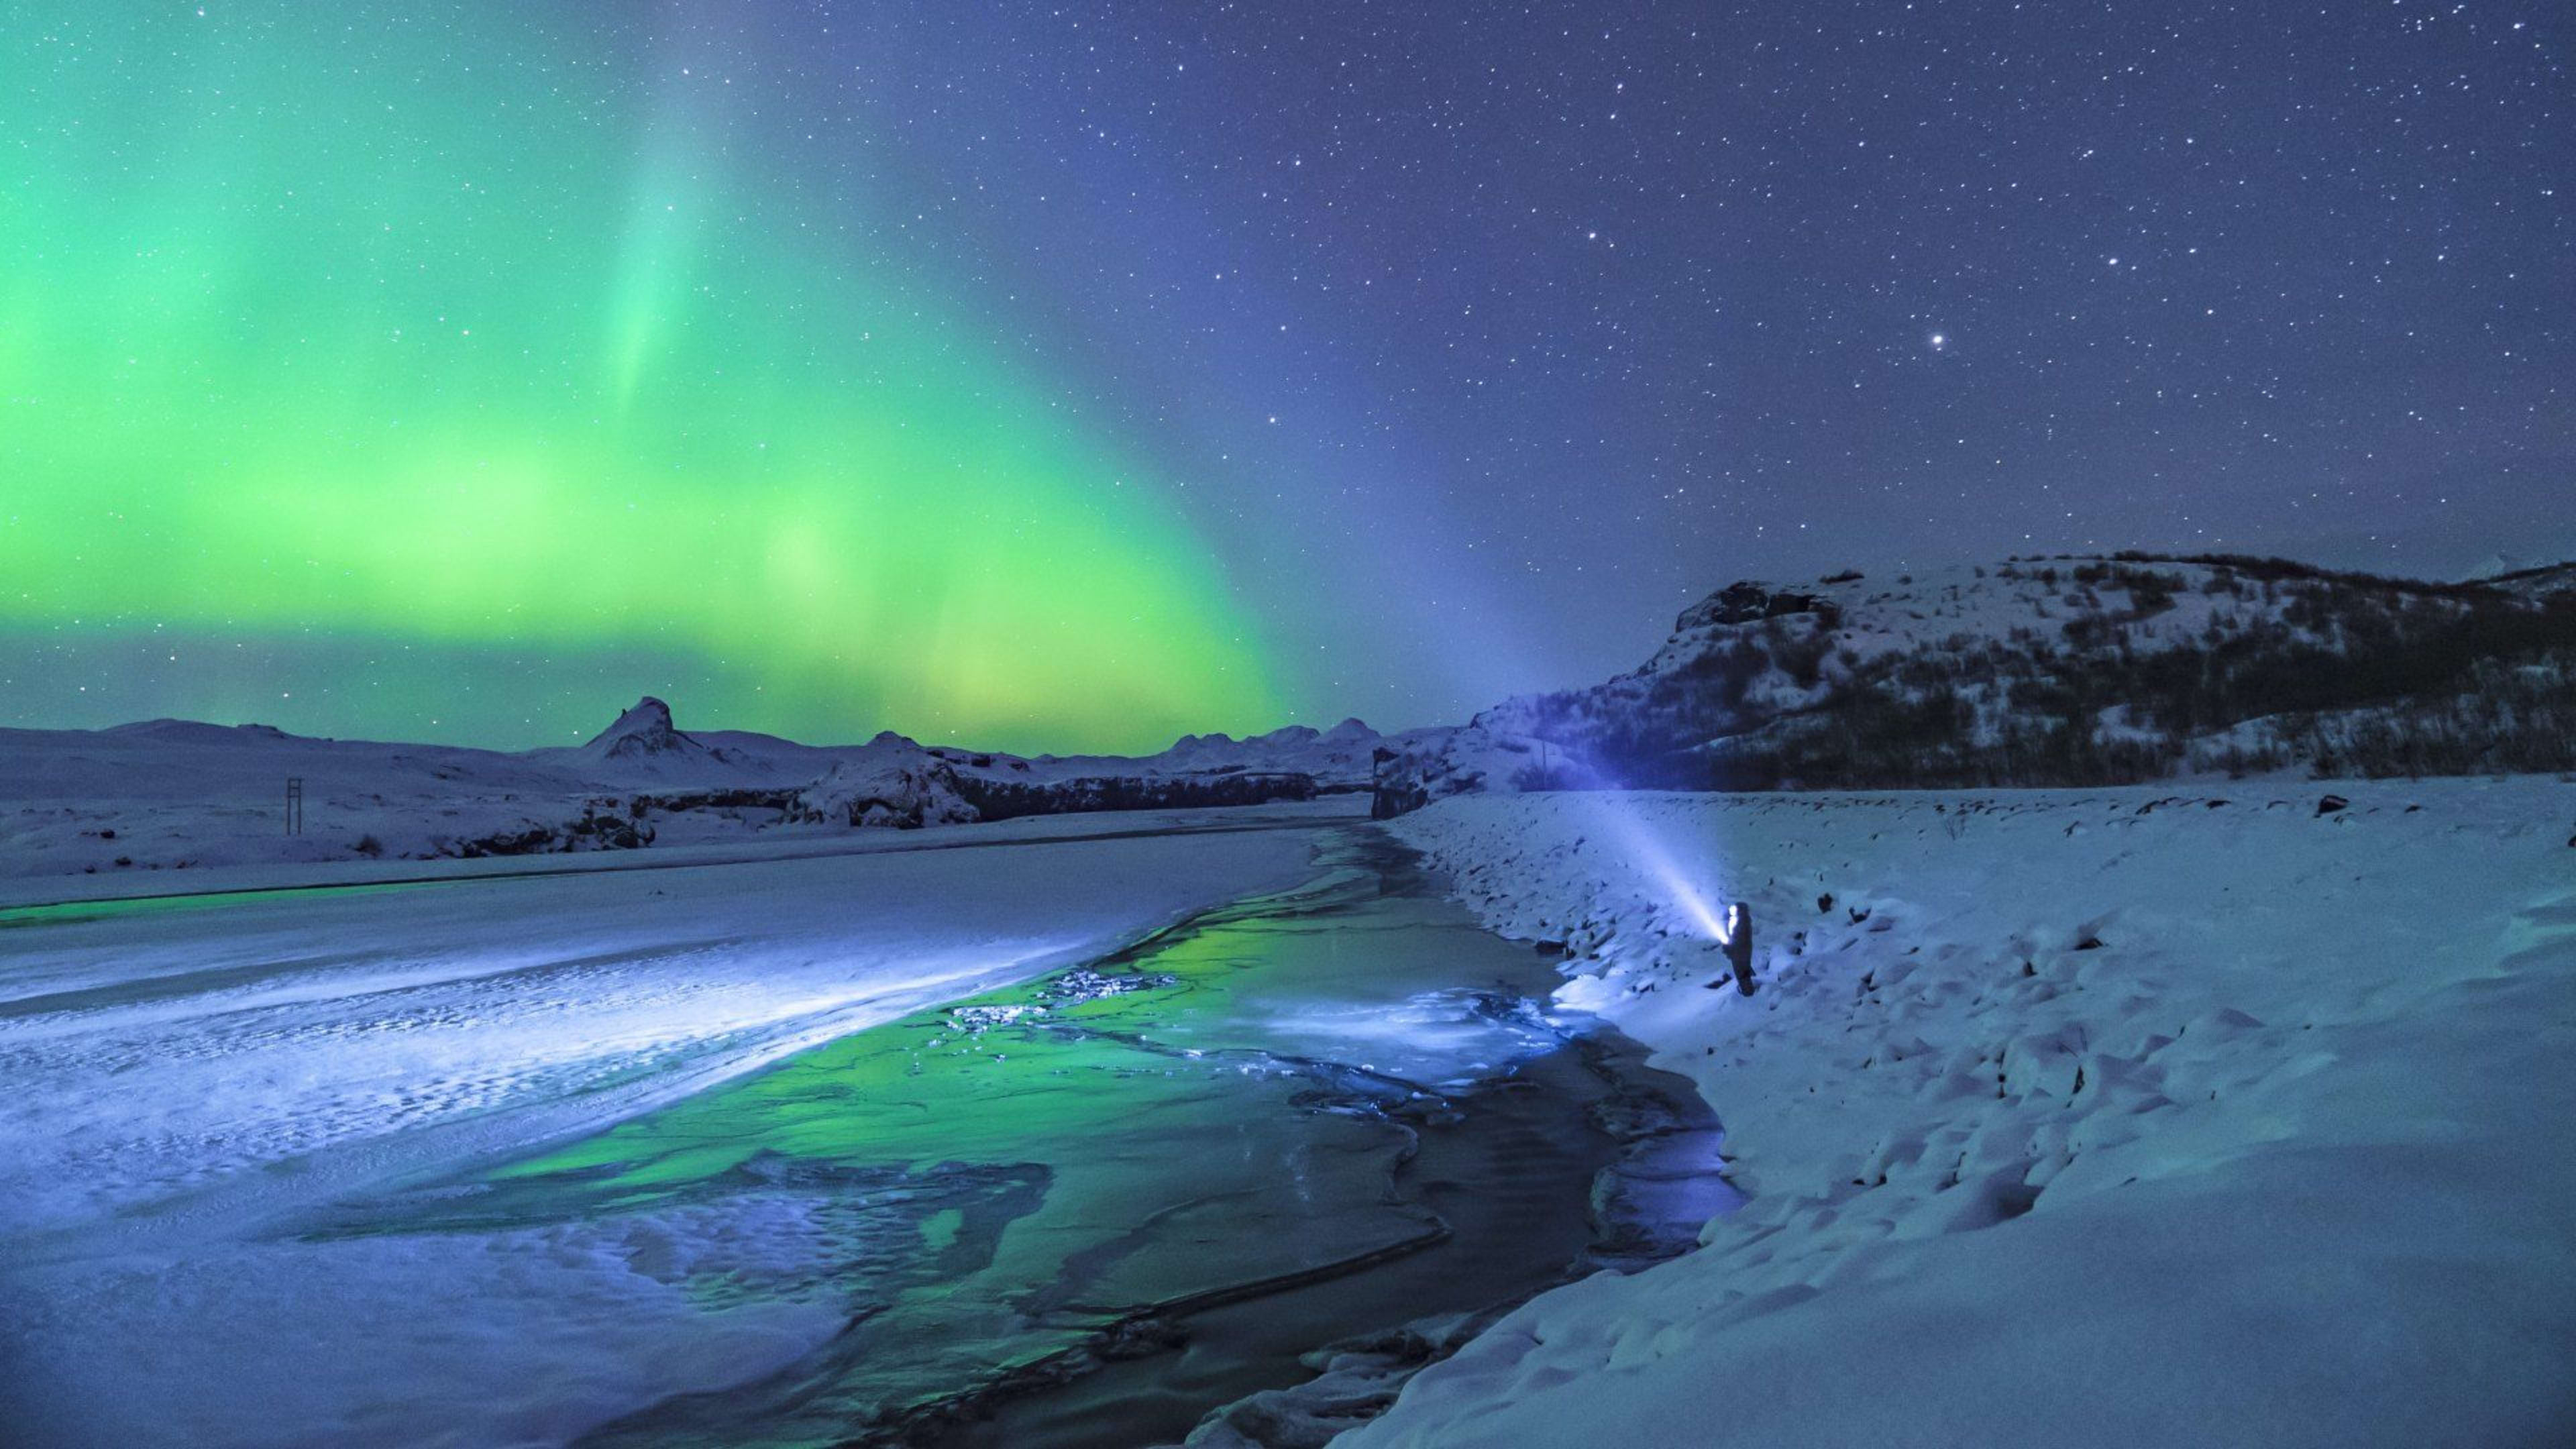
<box><xmin>3</xmin><ymin>1</ymin><xmax>2568</xmax><ymax>751</ymax></box>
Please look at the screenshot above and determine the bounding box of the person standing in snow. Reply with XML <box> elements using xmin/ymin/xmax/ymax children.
<box><xmin>1710</xmin><ymin>902</ymin><xmax>1755</xmax><ymax>995</ymax></box>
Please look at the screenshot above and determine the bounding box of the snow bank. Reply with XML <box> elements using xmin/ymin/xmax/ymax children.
<box><xmin>1356</xmin><ymin>780</ymin><xmax>2576</xmax><ymax>1446</ymax></box>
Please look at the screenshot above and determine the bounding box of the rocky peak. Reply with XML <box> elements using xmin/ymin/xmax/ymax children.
<box><xmin>584</xmin><ymin>696</ymin><xmax>700</xmax><ymax>759</ymax></box>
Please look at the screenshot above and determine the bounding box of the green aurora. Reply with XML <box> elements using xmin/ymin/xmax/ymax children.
<box><xmin>0</xmin><ymin>5</ymin><xmax>1283</xmax><ymax>753</ymax></box>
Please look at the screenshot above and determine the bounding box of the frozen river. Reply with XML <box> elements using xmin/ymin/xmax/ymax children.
<box><xmin>0</xmin><ymin>816</ymin><xmax>1731</xmax><ymax>1446</ymax></box>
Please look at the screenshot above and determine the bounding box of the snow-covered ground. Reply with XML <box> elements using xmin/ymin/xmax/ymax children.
<box><xmin>1357</xmin><ymin>779</ymin><xmax>2576</xmax><ymax>1446</ymax></box>
<box><xmin>11</xmin><ymin>763</ymin><xmax>2572</xmax><ymax>1445</ymax></box>
<box><xmin>0</xmin><ymin>810</ymin><xmax>1326</xmax><ymax>1446</ymax></box>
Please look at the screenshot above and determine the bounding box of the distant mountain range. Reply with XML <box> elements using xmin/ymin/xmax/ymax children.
<box><xmin>0</xmin><ymin>694</ymin><xmax>1430</xmax><ymax>878</ymax></box>
<box><xmin>8</xmin><ymin>551</ymin><xmax>2569</xmax><ymax>880</ymax></box>
<box><xmin>1376</xmin><ymin>551</ymin><xmax>2576</xmax><ymax>808</ymax></box>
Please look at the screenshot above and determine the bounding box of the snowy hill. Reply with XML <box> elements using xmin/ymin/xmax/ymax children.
<box><xmin>1381</xmin><ymin>553</ymin><xmax>2576</xmax><ymax>806</ymax></box>
<box><xmin>0</xmin><ymin>717</ymin><xmax>607</xmax><ymax>877</ymax></box>
<box><xmin>784</xmin><ymin>735</ymin><xmax>983</xmax><ymax>829</ymax></box>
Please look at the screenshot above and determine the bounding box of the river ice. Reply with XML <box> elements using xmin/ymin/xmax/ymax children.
<box><xmin>0</xmin><ymin>817</ymin><xmax>1323</xmax><ymax>1446</ymax></box>
<box><xmin>0</xmin><ymin>814</ymin><xmax>1726</xmax><ymax>1448</ymax></box>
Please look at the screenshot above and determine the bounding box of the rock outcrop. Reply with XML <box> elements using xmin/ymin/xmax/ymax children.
<box><xmin>1674</xmin><ymin>580</ymin><xmax>1843</xmax><ymax>631</ymax></box>
<box><xmin>788</xmin><ymin>740</ymin><xmax>980</xmax><ymax>829</ymax></box>
<box><xmin>955</xmin><ymin>769</ymin><xmax>1316</xmax><ymax>822</ymax></box>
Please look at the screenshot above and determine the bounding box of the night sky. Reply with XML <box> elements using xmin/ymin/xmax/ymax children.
<box><xmin>4</xmin><ymin>1</ymin><xmax>2568</xmax><ymax>751</ymax></box>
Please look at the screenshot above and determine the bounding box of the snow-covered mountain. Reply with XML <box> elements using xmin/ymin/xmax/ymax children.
<box><xmin>574</xmin><ymin>696</ymin><xmax>703</xmax><ymax>764</ymax></box>
<box><xmin>1379</xmin><ymin>552</ymin><xmax>2576</xmax><ymax>807</ymax></box>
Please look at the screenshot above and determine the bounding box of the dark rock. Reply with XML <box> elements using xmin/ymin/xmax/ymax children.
<box><xmin>628</xmin><ymin>786</ymin><xmax>798</xmax><ymax>816</ymax></box>
<box><xmin>1096</xmin><ymin>1316</ymin><xmax>1188</xmax><ymax>1361</ymax></box>
<box><xmin>453</xmin><ymin>824</ymin><xmax>557</xmax><ymax>858</ymax></box>
<box><xmin>1371</xmin><ymin>774</ymin><xmax>1432</xmax><ymax>820</ymax></box>
<box><xmin>958</xmin><ymin>769</ymin><xmax>1316</xmax><ymax>821</ymax></box>
<box><xmin>1676</xmin><ymin>581</ymin><xmax>1844</xmax><ymax>631</ymax></box>
<box><xmin>564</xmin><ymin>809</ymin><xmax>651</xmax><ymax>850</ymax></box>
<box><xmin>2316</xmin><ymin>794</ymin><xmax>2349</xmax><ymax>816</ymax></box>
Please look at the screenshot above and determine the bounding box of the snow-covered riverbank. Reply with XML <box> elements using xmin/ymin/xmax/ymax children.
<box><xmin>1363</xmin><ymin>780</ymin><xmax>2576</xmax><ymax>1447</ymax></box>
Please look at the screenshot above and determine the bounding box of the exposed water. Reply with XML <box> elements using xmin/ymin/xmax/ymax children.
<box><xmin>297</xmin><ymin>832</ymin><xmax>1736</xmax><ymax>1446</ymax></box>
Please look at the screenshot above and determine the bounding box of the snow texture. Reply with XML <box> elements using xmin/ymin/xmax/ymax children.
<box><xmin>1353</xmin><ymin>779</ymin><xmax>2576</xmax><ymax>1448</ymax></box>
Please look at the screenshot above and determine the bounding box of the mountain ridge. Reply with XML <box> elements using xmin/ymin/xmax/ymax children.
<box><xmin>1373</xmin><ymin>550</ymin><xmax>2576</xmax><ymax>810</ymax></box>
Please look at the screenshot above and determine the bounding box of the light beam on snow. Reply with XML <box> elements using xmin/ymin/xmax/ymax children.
<box><xmin>1574</xmin><ymin>792</ymin><xmax>1727</xmax><ymax>939</ymax></box>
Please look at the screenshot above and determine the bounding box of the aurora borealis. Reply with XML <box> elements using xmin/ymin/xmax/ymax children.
<box><xmin>1</xmin><ymin>3</ymin><xmax>1280</xmax><ymax>752</ymax></box>
<box><xmin>5</xmin><ymin>1</ymin><xmax>2569</xmax><ymax>751</ymax></box>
